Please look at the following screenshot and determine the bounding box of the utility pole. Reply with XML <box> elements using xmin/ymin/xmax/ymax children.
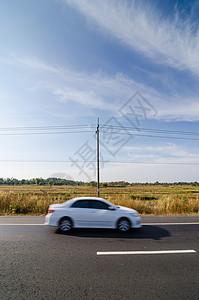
<box><xmin>96</xmin><ymin>118</ymin><xmax>100</xmax><ymax>197</ymax></box>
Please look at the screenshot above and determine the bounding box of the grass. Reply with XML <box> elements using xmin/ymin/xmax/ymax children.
<box><xmin>0</xmin><ymin>184</ymin><xmax>199</xmax><ymax>215</ymax></box>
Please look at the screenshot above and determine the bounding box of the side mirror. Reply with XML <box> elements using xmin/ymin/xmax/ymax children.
<box><xmin>108</xmin><ymin>206</ymin><xmax>116</xmax><ymax>211</ymax></box>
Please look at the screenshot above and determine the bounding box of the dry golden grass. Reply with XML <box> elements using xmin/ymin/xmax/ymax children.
<box><xmin>0</xmin><ymin>184</ymin><xmax>199</xmax><ymax>215</ymax></box>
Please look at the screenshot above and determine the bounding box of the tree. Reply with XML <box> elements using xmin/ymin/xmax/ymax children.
<box><xmin>102</xmin><ymin>182</ymin><xmax>108</xmax><ymax>188</ymax></box>
<box><xmin>48</xmin><ymin>180</ymin><xmax>53</xmax><ymax>187</ymax></box>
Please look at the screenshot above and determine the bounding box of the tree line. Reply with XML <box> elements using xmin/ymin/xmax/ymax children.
<box><xmin>0</xmin><ymin>178</ymin><xmax>199</xmax><ymax>186</ymax></box>
<box><xmin>0</xmin><ymin>177</ymin><xmax>84</xmax><ymax>186</ymax></box>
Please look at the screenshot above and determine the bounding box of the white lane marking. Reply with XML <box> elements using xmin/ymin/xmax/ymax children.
<box><xmin>97</xmin><ymin>250</ymin><xmax>196</xmax><ymax>255</ymax></box>
<box><xmin>142</xmin><ymin>223</ymin><xmax>199</xmax><ymax>225</ymax></box>
<box><xmin>0</xmin><ymin>222</ymin><xmax>199</xmax><ymax>226</ymax></box>
<box><xmin>0</xmin><ymin>224</ymin><xmax>45</xmax><ymax>226</ymax></box>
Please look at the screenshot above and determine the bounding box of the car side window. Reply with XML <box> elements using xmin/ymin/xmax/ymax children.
<box><xmin>71</xmin><ymin>200</ymin><xmax>90</xmax><ymax>208</ymax></box>
<box><xmin>91</xmin><ymin>200</ymin><xmax>109</xmax><ymax>210</ymax></box>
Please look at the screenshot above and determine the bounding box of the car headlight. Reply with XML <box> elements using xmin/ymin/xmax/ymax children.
<box><xmin>131</xmin><ymin>212</ymin><xmax>138</xmax><ymax>216</ymax></box>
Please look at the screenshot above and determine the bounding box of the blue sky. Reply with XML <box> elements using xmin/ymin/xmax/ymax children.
<box><xmin>0</xmin><ymin>0</ymin><xmax>199</xmax><ymax>182</ymax></box>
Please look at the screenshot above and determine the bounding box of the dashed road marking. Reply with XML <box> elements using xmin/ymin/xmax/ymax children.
<box><xmin>0</xmin><ymin>222</ymin><xmax>199</xmax><ymax>226</ymax></box>
<box><xmin>97</xmin><ymin>250</ymin><xmax>196</xmax><ymax>255</ymax></box>
<box><xmin>0</xmin><ymin>224</ymin><xmax>45</xmax><ymax>226</ymax></box>
<box><xmin>142</xmin><ymin>223</ymin><xmax>199</xmax><ymax>225</ymax></box>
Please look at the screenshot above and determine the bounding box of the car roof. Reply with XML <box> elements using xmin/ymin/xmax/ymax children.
<box><xmin>71</xmin><ymin>197</ymin><xmax>107</xmax><ymax>202</ymax></box>
<box><xmin>63</xmin><ymin>197</ymin><xmax>115</xmax><ymax>207</ymax></box>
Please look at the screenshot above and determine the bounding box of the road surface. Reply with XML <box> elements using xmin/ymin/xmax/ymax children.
<box><xmin>0</xmin><ymin>216</ymin><xmax>199</xmax><ymax>300</ymax></box>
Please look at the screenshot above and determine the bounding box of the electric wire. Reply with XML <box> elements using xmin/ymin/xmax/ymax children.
<box><xmin>1</xmin><ymin>123</ymin><xmax>199</xmax><ymax>166</ymax></box>
<box><xmin>0</xmin><ymin>124</ymin><xmax>198</xmax><ymax>141</ymax></box>
<box><xmin>0</xmin><ymin>124</ymin><xmax>96</xmax><ymax>131</ymax></box>
<box><xmin>101</xmin><ymin>125</ymin><xmax>199</xmax><ymax>137</ymax></box>
<box><xmin>101</xmin><ymin>132</ymin><xmax>199</xmax><ymax>141</ymax></box>
<box><xmin>0</xmin><ymin>160</ymin><xmax>199</xmax><ymax>165</ymax></box>
<box><xmin>0</xmin><ymin>130</ymin><xmax>94</xmax><ymax>136</ymax></box>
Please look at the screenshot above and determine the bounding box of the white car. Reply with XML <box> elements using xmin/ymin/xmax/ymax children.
<box><xmin>45</xmin><ymin>197</ymin><xmax>141</xmax><ymax>232</ymax></box>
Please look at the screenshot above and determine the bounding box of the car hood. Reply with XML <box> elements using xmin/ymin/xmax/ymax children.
<box><xmin>117</xmin><ymin>205</ymin><xmax>138</xmax><ymax>214</ymax></box>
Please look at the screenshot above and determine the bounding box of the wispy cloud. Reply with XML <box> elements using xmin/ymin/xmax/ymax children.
<box><xmin>10</xmin><ymin>53</ymin><xmax>62</xmax><ymax>74</ymax></box>
<box><xmin>8</xmin><ymin>54</ymin><xmax>199</xmax><ymax>121</ymax></box>
<box><xmin>53</xmin><ymin>88</ymin><xmax>106</xmax><ymax>109</ymax></box>
<box><xmin>63</xmin><ymin>0</ymin><xmax>199</xmax><ymax>77</ymax></box>
<box><xmin>124</xmin><ymin>143</ymin><xmax>199</xmax><ymax>160</ymax></box>
<box><xmin>10</xmin><ymin>54</ymin><xmax>157</xmax><ymax>112</ymax></box>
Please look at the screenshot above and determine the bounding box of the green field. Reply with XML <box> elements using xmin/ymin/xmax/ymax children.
<box><xmin>0</xmin><ymin>184</ymin><xmax>199</xmax><ymax>215</ymax></box>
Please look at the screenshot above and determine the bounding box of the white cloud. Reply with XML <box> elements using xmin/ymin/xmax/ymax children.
<box><xmin>8</xmin><ymin>54</ymin><xmax>199</xmax><ymax>121</ymax></box>
<box><xmin>124</xmin><ymin>143</ymin><xmax>199</xmax><ymax>161</ymax></box>
<box><xmin>10</xmin><ymin>55</ymin><xmax>155</xmax><ymax>111</ymax></box>
<box><xmin>100</xmin><ymin>143</ymin><xmax>199</xmax><ymax>182</ymax></box>
<box><xmin>156</xmin><ymin>100</ymin><xmax>199</xmax><ymax>122</ymax></box>
<box><xmin>64</xmin><ymin>0</ymin><xmax>199</xmax><ymax>77</ymax></box>
<box><xmin>101</xmin><ymin>161</ymin><xmax>199</xmax><ymax>183</ymax></box>
<box><xmin>53</xmin><ymin>88</ymin><xmax>106</xmax><ymax>109</ymax></box>
<box><xmin>10</xmin><ymin>54</ymin><xmax>62</xmax><ymax>74</ymax></box>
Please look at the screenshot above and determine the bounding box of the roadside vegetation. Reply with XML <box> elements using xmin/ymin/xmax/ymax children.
<box><xmin>0</xmin><ymin>181</ymin><xmax>199</xmax><ymax>215</ymax></box>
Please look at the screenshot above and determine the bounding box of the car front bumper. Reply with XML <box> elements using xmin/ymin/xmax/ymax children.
<box><xmin>131</xmin><ymin>215</ymin><xmax>142</xmax><ymax>228</ymax></box>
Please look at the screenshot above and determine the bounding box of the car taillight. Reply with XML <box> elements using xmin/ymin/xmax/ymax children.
<box><xmin>48</xmin><ymin>209</ymin><xmax>54</xmax><ymax>214</ymax></box>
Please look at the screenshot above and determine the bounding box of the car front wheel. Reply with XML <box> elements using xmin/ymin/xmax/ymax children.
<box><xmin>117</xmin><ymin>218</ymin><xmax>131</xmax><ymax>232</ymax></box>
<box><xmin>59</xmin><ymin>217</ymin><xmax>73</xmax><ymax>232</ymax></box>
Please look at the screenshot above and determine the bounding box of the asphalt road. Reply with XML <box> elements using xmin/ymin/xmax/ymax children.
<box><xmin>0</xmin><ymin>216</ymin><xmax>199</xmax><ymax>300</ymax></box>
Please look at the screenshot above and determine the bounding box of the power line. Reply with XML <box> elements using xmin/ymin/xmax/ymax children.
<box><xmin>0</xmin><ymin>124</ymin><xmax>198</xmax><ymax>136</ymax></box>
<box><xmin>0</xmin><ymin>159</ymin><xmax>199</xmax><ymax>165</ymax></box>
<box><xmin>100</xmin><ymin>125</ymin><xmax>199</xmax><ymax>141</ymax></box>
<box><xmin>0</xmin><ymin>130</ymin><xmax>94</xmax><ymax>136</ymax></box>
<box><xmin>0</xmin><ymin>124</ymin><xmax>96</xmax><ymax>135</ymax></box>
<box><xmin>0</xmin><ymin>124</ymin><xmax>96</xmax><ymax>131</ymax></box>
<box><xmin>101</xmin><ymin>125</ymin><xmax>199</xmax><ymax>137</ymax></box>
<box><xmin>1</xmin><ymin>131</ymin><xmax>199</xmax><ymax>140</ymax></box>
<box><xmin>1</xmin><ymin>123</ymin><xmax>198</xmax><ymax>141</ymax></box>
<box><xmin>0</xmin><ymin>124</ymin><xmax>199</xmax><ymax>141</ymax></box>
<box><xmin>102</xmin><ymin>132</ymin><xmax>199</xmax><ymax>141</ymax></box>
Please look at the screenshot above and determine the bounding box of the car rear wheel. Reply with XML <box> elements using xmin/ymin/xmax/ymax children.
<box><xmin>117</xmin><ymin>218</ymin><xmax>131</xmax><ymax>232</ymax></box>
<box><xmin>59</xmin><ymin>217</ymin><xmax>73</xmax><ymax>232</ymax></box>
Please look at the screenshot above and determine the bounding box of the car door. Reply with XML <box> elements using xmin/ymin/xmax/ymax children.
<box><xmin>89</xmin><ymin>200</ymin><xmax>116</xmax><ymax>228</ymax></box>
<box><xmin>70</xmin><ymin>200</ymin><xmax>93</xmax><ymax>227</ymax></box>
